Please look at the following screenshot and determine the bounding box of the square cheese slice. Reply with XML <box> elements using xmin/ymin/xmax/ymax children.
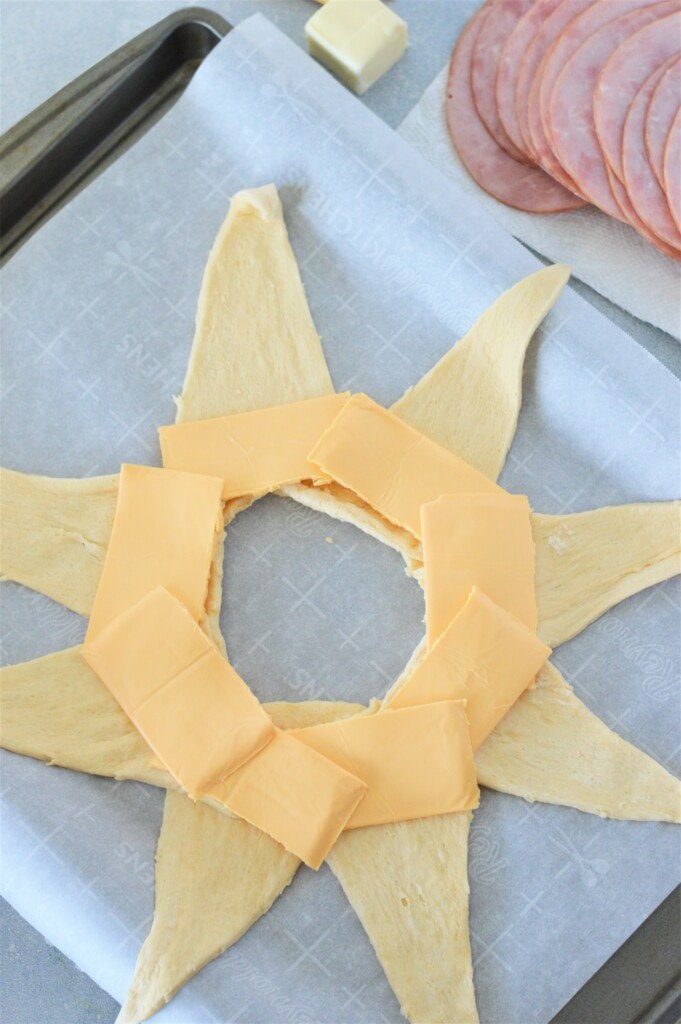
<box><xmin>308</xmin><ymin>393</ymin><xmax>500</xmax><ymax>540</ymax></box>
<box><xmin>421</xmin><ymin>492</ymin><xmax>537</xmax><ymax>644</ymax></box>
<box><xmin>83</xmin><ymin>587</ymin><xmax>274</xmax><ymax>797</ymax></box>
<box><xmin>291</xmin><ymin>701</ymin><xmax>479</xmax><ymax>829</ymax></box>
<box><xmin>86</xmin><ymin>464</ymin><xmax>223</xmax><ymax>643</ymax></box>
<box><xmin>159</xmin><ymin>393</ymin><xmax>349</xmax><ymax>500</ymax></box>
<box><xmin>386</xmin><ymin>588</ymin><xmax>551</xmax><ymax>749</ymax></box>
<box><xmin>210</xmin><ymin>728</ymin><xmax>366</xmax><ymax>869</ymax></box>
<box><xmin>305</xmin><ymin>0</ymin><xmax>408</xmax><ymax>96</ymax></box>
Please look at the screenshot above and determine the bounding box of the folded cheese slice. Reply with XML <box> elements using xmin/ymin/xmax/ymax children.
<box><xmin>291</xmin><ymin>701</ymin><xmax>479</xmax><ymax>829</ymax></box>
<box><xmin>386</xmin><ymin>588</ymin><xmax>550</xmax><ymax>749</ymax></box>
<box><xmin>83</xmin><ymin>587</ymin><xmax>274</xmax><ymax>797</ymax></box>
<box><xmin>159</xmin><ymin>393</ymin><xmax>350</xmax><ymax>500</ymax></box>
<box><xmin>85</xmin><ymin>464</ymin><xmax>223</xmax><ymax>643</ymax></box>
<box><xmin>422</xmin><ymin>493</ymin><xmax>537</xmax><ymax>645</ymax></box>
<box><xmin>210</xmin><ymin>729</ymin><xmax>366</xmax><ymax>870</ymax></box>
<box><xmin>308</xmin><ymin>393</ymin><xmax>500</xmax><ymax>539</ymax></box>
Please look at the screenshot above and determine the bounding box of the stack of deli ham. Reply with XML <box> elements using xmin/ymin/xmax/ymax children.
<box><xmin>446</xmin><ymin>0</ymin><xmax>681</xmax><ymax>260</ymax></box>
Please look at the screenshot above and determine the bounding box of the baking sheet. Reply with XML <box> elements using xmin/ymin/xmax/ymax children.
<box><xmin>1</xmin><ymin>14</ymin><xmax>679</xmax><ymax>1023</ymax></box>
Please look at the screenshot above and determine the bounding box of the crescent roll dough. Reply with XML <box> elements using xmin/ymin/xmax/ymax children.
<box><xmin>392</xmin><ymin>264</ymin><xmax>570</xmax><ymax>480</ymax></box>
<box><xmin>2</xmin><ymin>185</ymin><xmax>679</xmax><ymax>1024</ymax></box>
<box><xmin>328</xmin><ymin>813</ymin><xmax>477</xmax><ymax>1024</ymax></box>
<box><xmin>0</xmin><ymin>469</ymin><xmax>117</xmax><ymax>616</ymax></box>
<box><xmin>476</xmin><ymin>662</ymin><xmax>681</xmax><ymax>822</ymax></box>
<box><xmin>533</xmin><ymin>503</ymin><xmax>681</xmax><ymax>647</ymax></box>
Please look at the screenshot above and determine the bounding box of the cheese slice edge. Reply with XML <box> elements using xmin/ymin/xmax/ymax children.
<box><xmin>160</xmin><ymin>393</ymin><xmax>350</xmax><ymax>500</ymax></box>
<box><xmin>83</xmin><ymin>587</ymin><xmax>274</xmax><ymax>797</ymax></box>
<box><xmin>210</xmin><ymin>728</ymin><xmax>367</xmax><ymax>869</ymax></box>
<box><xmin>85</xmin><ymin>464</ymin><xmax>224</xmax><ymax>644</ymax></box>
<box><xmin>387</xmin><ymin>588</ymin><xmax>550</xmax><ymax>749</ymax></box>
<box><xmin>291</xmin><ymin>701</ymin><xmax>479</xmax><ymax>829</ymax></box>
<box><xmin>308</xmin><ymin>393</ymin><xmax>501</xmax><ymax>539</ymax></box>
<box><xmin>422</xmin><ymin>492</ymin><xmax>537</xmax><ymax>645</ymax></box>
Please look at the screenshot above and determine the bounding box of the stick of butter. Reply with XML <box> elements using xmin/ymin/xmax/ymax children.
<box><xmin>305</xmin><ymin>0</ymin><xmax>408</xmax><ymax>96</ymax></box>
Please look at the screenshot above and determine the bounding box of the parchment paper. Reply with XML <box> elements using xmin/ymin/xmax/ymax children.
<box><xmin>1</xmin><ymin>15</ymin><xmax>679</xmax><ymax>1024</ymax></box>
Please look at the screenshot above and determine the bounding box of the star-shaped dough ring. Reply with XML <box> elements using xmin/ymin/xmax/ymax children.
<box><xmin>1</xmin><ymin>185</ymin><xmax>679</xmax><ymax>1024</ymax></box>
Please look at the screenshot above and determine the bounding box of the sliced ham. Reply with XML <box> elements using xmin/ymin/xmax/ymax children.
<box><xmin>471</xmin><ymin>0</ymin><xmax>534</xmax><ymax>164</ymax></box>
<box><xmin>496</xmin><ymin>0</ymin><xmax>565</xmax><ymax>160</ymax></box>
<box><xmin>664</xmin><ymin>108</ymin><xmax>681</xmax><ymax>232</ymax></box>
<box><xmin>622</xmin><ymin>60</ymin><xmax>681</xmax><ymax>252</ymax></box>
<box><xmin>445</xmin><ymin>9</ymin><xmax>584</xmax><ymax>213</ymax></box>
<box><xmin>645</xmin><ymin>56</ymin><xmax>681</xmax><ymax>187</ymax></box>
<box><xmin>547</xmin><ymin>1</ymin><xmax>677</xmax><ymax>221</ymax></box>
<box><xmin>530</xmin><ymin>0</ymin><xmax>662</xmax><ymax>195</ymax></box>
<box><xmin>606</xmin><ymin>161</ymin><xmax>681</xmax><ymax>260</ymax></box>
<box><xmin>442</xmin><ymin>0</ymin><xmax>680</xmax><ymax>257</ymax></box>
<box><xmin>594</xmin><ymin>11</ymin><xmax>681</xmax><ymax>182</ymax></box>
<box><xmin>519</xmin><ymin>0</ymin><xmax>595</xmax><ymax>168</ymax></box>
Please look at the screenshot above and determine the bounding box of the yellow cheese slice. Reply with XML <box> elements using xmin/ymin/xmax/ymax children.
<box><xmin>210</xmin><ymin>728</ymin><xmax>366</xmax><ymax>870</ymax></box>
<box><xmin>83</xmin><ymin>587</ymin><xmax>274</xmax><ymax>797</ymax></box>
<box><xmin>422</xmin><ymin>493</ymin><xmax>536</xmax><ymax>645</ymax></box>
<box><xmin>386</xmin><ymin>588</ymin><xmax>550</xmax><ymax>749</ymax></box>
<box><xmin>308</xmin><ymin>393</ymin><xmax>500</xmax><ymax>539</ymax></box>
<box><xmin>290</xmin><ymin>701</ymin><xmax>479</xmax><ymax>829</ymax></box>
<box><xmin>159</xmin><ymin>393</ymin><xmax>350</xmax><ymax>501</ymax></box>
<box><xmin>85</xmin><ymin>464</ymin><xmax>223</xmax><ymax>643</ymax></box>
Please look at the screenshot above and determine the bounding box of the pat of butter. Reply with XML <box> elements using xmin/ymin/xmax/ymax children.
<box><xmin>386</xmin><ymin>588</ymin><xmax>551</xmax><ymax>750</ymax></box>
<box><xmin>83</xmin><ymin>587</ymin><xmax>274</xmax><ymax>797</ymax></box>
<box><xmin>291</xmin><ymin>701</ymin><xmax>479</xmax><ymax>829</ymax></box>
<box><xmin>305</xmin><ymin>0</ymin><xmax>408</xmax><ymax>96</ymax></box>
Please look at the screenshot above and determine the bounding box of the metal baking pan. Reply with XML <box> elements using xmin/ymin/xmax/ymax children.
<box><xmin>0</xmin><ymin>6</ymin><xmax>230</xmax><ymax>262</ymax></box>
<box><xmin>0</xmin><ymin>7</ymin><xmax>678</xmax><ymax>1021</ymax></box>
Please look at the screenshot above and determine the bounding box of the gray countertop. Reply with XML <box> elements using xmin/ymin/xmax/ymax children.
<box><xmin>0</xmin><ymin>2</ymin><xmax>678</xmax><ymax>1022</ymax></box>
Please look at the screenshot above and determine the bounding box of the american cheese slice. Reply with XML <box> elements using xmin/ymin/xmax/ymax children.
<box><xmin>386</xmin><ymin>588</ymin><xmax>550</xmax><ymax>749</ymax></box>
<box><xmin>83</xmin><ymin>587</ymin><xmax>274</xmax><ymax>797</ymax></box>
<box><xmin>159</xmin><ymin>393</ymin><xmax>350</xmax><ymax>500</ymax></box>
<box><xmin>210</xmin><ymin>728</ymin><xmax>366</xmax><ymax>869</ymax></box>
<box><xmin>308</xmin><ymin>393</ymin><xmax>500</xmax><ymax>539</ymax></box>
<box><xmin>85</xmin><ymin>464</ymin><xmax>223</xmax><ymax>643</ymax></box>
<box><xmin>422</xmin><ymin>492</ymin><xmax>537</xmax><ymax>645</ymax></box>
<box><xmin>291</xmin><ymin>701</ymin><xmax>479</xmax><ymax>829</ymax></box>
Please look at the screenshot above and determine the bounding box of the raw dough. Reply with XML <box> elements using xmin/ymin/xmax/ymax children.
<box><xmin>533</xmin><ymin>503</ymin><xmax>681</xmax><ymax>647</ymax></box>
<box><xmin>116</xmin><ymin>793</ymin><xmax>299</xmax><ymax>1024</ymax></box>
<box><xmin>116</xmin><ymin>699</ymin><xmax>362</xmax><ymax>1024</ymax></box>
<box><xmin>392</xmin><ymin>264</ymin><xmax>569</xmax><ymax>480</ymax></box>
<box><xmin>0</xmin><ymin>643</ymin><xmax>363</xmax><ymax>798</ymax></box>
<box><xmin>283</xmin><ymin>264</ymin><xmax>570</xmax><ymax>559</ymax></box>
<box><xmin>2</xmin><ymin>183</ymin><xmax>679</xmax><ymax>1024</ymax></box>
<box><xmin>327</xmin><ymin>813</ymin><xmax>478</xmax><ymax>1024</ymax></box>
<box><xmin>379</xmin><ymin>643</ymin><xmax>681</xmax><ymax>820</ymax></box>
<box><xmin>175</xmin><ymin>184</ymin><xmax>333</xmax><ymax>424</ymax></box>
<box><xmin>476</xmin><ymin>662</ymin><xmax>681</xmax><ymax>822</ymax></box>
<box><xmin>0</xmin><ymin>644</ymin><xmax>172</xmax><ymax>788</ymax></box>
<box><xmin>114</xmin><ymin>183</ymin><xmax>379</xmax><ymax>1024</ymax></box>
<box><xmin>0</xmin><ymin>469</ymin><xmax>118</xmax><ymax>616</ymax></box>
<box><xmin>279</xmin><ymin>479</ymin><xmax>422</xmax><ymax>569</ymax></box>
<box><xmin>175</xmin><ymin>184</ymin><xmax>335</xmax><ymax>649</ymax></box>
<box><xmin>0</xmin><ymin>644</ymin><xmax>365</xmax><ymax>1024</ymax></box>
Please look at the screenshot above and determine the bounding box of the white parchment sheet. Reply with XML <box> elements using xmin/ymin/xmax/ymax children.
<box><xmin>1</xmin><ymin>15</ymin><xmax>679</xmax><ymax>1024</ymax></box>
